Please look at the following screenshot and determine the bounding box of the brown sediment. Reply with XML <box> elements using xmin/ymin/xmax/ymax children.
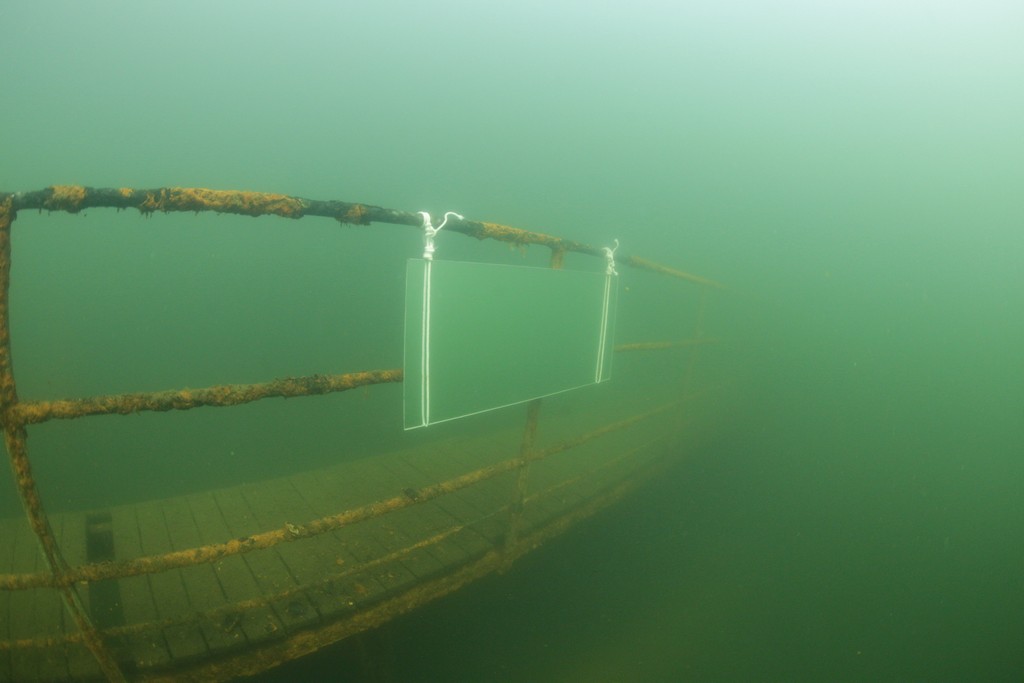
<box><xmin>138</xmin><ymin>187</ymin><xmax>304</xmax><ymax>218</ymax></box>
<box><xmin>42</xmin><ymin>185</ymin><xmax>88</xmax><ymax>212</ymax></box>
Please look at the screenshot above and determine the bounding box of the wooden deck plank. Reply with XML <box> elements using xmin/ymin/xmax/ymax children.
<box><xmin>0</xmin><ymin>418</ymin><xmax>678</xmax><ymax>682</ymax></box>
<box><xmin>81</xmin><ymin>511</ymin><xmax>120</xmax><ymax>631</ymax></box>
<box><xmin>369</xmin><ymin>508</ymin><xmax>461</xmax><ymax>578</ymax></box>
<box><xmin>314</xmin><ymin>462</ymin><xmax>450</xmax><ymax>582</ymax></box>
<box><xmin>7</xmin><ymin>516</ymin><xmax>67</xmax><ymax>682</ymax></box>
<box><xmin>297</xmin><ymin>456</ymin><xmax>398</xmax><ymax>510</ymax></box>
<box><xmin>158</xmin><ymin>496</ymin><xmax>244</xmax><ymax>656</ymax></box>
<box><xmin>3</xmin><ymin>517</ymin><xmax>36</xmax><ymax>683</ymax></box>
<box><xmin>388</xmin><ymin>454</ymin><xmax>503</xmax><ymax>554</ymax></box>
<box><xmin>390</xmin><ymin>432</ymin><xmax>521</xmax><ymax>549</ymax></box>
<box><xmin>0</xmin><ymin>517</ymin><xmax>19</xmax><ymax>683</ymax></box>
<box><xmin>522</xmin><ymin>440</ymin><xmax>656</xmax><ymax>533</ymax></box>
<box><xmin>211</xmin><ymin>487</ymin><xmax>315</xmax><ymax>635</ymax></box>
<box><xmin>354</xmin><ymin>483</ymin><xmax>455</xmax><ymax>577</ymax></box>
<box><xmin>412</xmin><ymin>439</ymin><xmax>519</xmax><ymax>541</ymax></box>
<box><xmin>133</xmin><ymin>503</ymin><xmax>209</xmax><ymax>664</ymax></box>
<box><xmin>271</xmin><ymin>480</ymin><xmax>364</xmax><ymax>573</ymax></box>
<box><xmin>237</xmin><ymin>477</ymin><xmax>390</xmax><ymax>622</ymax></box>
<box><xmin>183</xmin><ymin>491</ymin><xmax>283</xmax><ymax>647</ymax></box>
<box><xmin>373</xmin><ymin>457</ymin><xmax>492</xmax><ymax>565</ymax></box>
<box><xmin>108</xmin><ymin>504</ymin><xmax>173</xmax><ymax>671</ymax></box>
<box><xmin>417</xmin><ymin>428</ymin><xmax>606</xmax><ymax>546</ymax></box>
<box><xmin>522</xmin><ymin>460</ymin><xmax>598</xmax><ymax>533</ymax></box>
<box><xmin>39</xmin><ymin>515</ymin><xmax>72</xmax><ymax>682</ymax></box>
<box><xmin>234</xmin><ymin>482</ymin><xmax>316</xmax><ymax>585</ymax></box>
<box><xmin>235</xmin><ymin>482</ymin><xmax>323</xmax><ymax>627</ymax></box>
<box><xmin>276</xmin><ymin>478</ymin><xmax>393</xmax><ymax>605</ymax></box>
<box><xmin>286</xmin><ymin>471</ymin><xmax>419</xmax><ymax>598</ymax></box>
<box><xmin>348</xmin><ymin>457</ymin><xmax>457</xmax><ymax>577</ymax></box>
<box><xmin>54</xmin><ymin>511</ymin><xmax>86</xmax><ymax>569</ymax></box>
<box><xmin>54</xmin><ymin>513</ymin><xmax>103</xmax><ymax>683</ymax></box>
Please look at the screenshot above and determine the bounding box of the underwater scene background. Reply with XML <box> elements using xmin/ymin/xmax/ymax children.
<box><xmin>2</xmin><ymin>1</ymin><xmax>1022</xmax><ymax>681</ymax></box>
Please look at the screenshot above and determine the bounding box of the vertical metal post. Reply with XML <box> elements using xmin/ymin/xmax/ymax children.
<box><xmin>501</xmin><ymin>245</ymin><xmax>565</xmax><ymax>561</ymax></box>
<box><xmin>682</xmin><ymin>284</ymin><xmax>708</xmax><ymax>392</ymax></box>
<box><xmin>0</xmin><ymin>199</ymin><xmax>126</xmax><ymax>682</ymax></box>
<box><xmin>503</xmin><ymin>398</ymin><xmax>541</xmax><ymax>560</ymax></box>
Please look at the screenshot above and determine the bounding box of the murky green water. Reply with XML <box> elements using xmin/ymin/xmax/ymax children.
<box><xmin>3</xmin><ymin>1</ymin><xmax>1022</xmax><ymax>680</ymax></box>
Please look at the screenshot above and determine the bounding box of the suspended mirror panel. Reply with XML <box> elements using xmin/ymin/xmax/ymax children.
<box><xmin>404</xmin><ymin>259</ymin><xmax>617</xmax><ymax>430</ymax></box>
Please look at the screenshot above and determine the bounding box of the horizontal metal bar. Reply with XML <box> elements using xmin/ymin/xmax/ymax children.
<box><xmin>14</xmin><ymin>369</ymin><xmax>402</xmax><ymax>425</ymax></box>
<box><xmin>614</xmin><ymin>338</ymin><xmax>720</xmax><ymax>352</ymax></box>
<box><xmin>0</xmin><ymin>185</ymin><xmax>722</xmax><ymax>287</ymax></box>
<box><xmin>0</xmin><ymin>401</ymin><xmax>675</xmax><ymax>591</ymax></box>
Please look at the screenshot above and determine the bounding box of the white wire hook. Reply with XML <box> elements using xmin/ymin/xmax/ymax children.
<box><xmin>419</xmin><ymin>210</ymin><xmax>464</xmax><ymax>260</ymax></box>
<box><xmin>603</xmin><ymin>239</ymin><xmax>620</xmax><ymax>276</ymax></box>
<box><xmin>437</xmin><ymin>211</ymin><xmax>463</xmax><ymax>231</ymax></box>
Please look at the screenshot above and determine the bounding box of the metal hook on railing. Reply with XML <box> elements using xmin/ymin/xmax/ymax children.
<box><xmin>603</xmin><ymin>239</ymin><xmax>619</xmax><ymax>276</ymax></box>
<box><xmin>420</xmin><ymin>210</ymin><xmax>464</xmax><ymax>260</ymax></box>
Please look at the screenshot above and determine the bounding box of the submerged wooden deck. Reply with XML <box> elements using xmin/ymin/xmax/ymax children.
<box><xmin>1</xmin><ymin>403</ymin><xmax>693</xmax><ymax>682</ymax></box>
<box><xmin>0</xmin><ymin>186</ymin><xmax>726</xmax><ymax>682</ymax></box>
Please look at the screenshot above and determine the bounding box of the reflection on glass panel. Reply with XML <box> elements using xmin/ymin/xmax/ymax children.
<box><xmin>405</xmin><ymin>259</ymin><xmax>617</xmax><ymax>429</ymax></box>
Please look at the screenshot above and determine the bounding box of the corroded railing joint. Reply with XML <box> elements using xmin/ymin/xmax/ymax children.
<box><xmin>0</xmin><ymin>186</ymin><xmax>722</xmax><ymax>286</ymax></box>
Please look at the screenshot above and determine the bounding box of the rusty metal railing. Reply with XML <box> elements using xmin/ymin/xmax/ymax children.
<box><xmin>0</xmin><ymin>186</ymin><xmax>723</xmax><ymax>682</ymax></box>
<box><xmin>1</xmin><ymin>186</ymin><xmax>727</xmax><ymax>288</ymax></box>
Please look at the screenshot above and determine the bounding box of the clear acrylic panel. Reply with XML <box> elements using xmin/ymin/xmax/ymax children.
<box><xmin>404</xmin><ymin>259</ymin><xmax>617</xmax><ymax>429</ymax></box>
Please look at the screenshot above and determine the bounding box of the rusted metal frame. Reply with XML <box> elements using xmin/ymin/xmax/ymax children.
<box><xmin>112</xmin><ymin>522</ymin><xmax>473</xmax><ymax>640</ymax></box>
<box><xmin>499</xmin><ymin>242</ymin><xmax>566</xmax><ymax>556</ymax></box>
<box><xmin>0</xmin><ymin>186</ymin><xmax>721</xmax><ymax>678</ymax></box>
<box><xmin>0</xmin><ymin>200</ymin><xmax>127</xmax><ymax>682</ymax></box>
<box><xmin>15</xmin><ymin>369</ymin><xmax>403</xmax><ymax>425</ymax></box>
<box><xmin>2</xmin><ymin>427</ymin><xmax>666</xmax><ymax>658</ymax></box>
<box><xmin>1</xmin><ymin>401</ymin><xmax>675</xmax><ymax>592</ymax></box>
<box><xmin>534</xmin><ymin>401</ymin><xmax>677</xmax><ymax>461</ymax></box>
<box><xmin>0</xmin><ymin>456</ymin><xmax>521</xmax><ymax>591</ymax></box>
<box><xmin>501</xmin><ymin>447</ymin><xmax>675</xmax><ymax>572</ymax></box>
<box><xmin>143</xmin><ymin>442</ymin><xmax>678</xmax><ymax>683</ymax></box>
<box><xmin>3</xmin><ymin>434</ymin><xmax>677</xmax><ymax>681</ymax></box>
<box><xmin>0</xmin><ymin>186</ymin><xmax>720</xmax><ymax>287</ymax></box>
<box><xmin>622</xmin><ymin>254</ymin><xmax>727</xmax><ymax>289</ymax></box>
<box><xmin>0</xmin><ymin>631</ymin><xmax>69</xmax><ymax>652</ymax></box>
<box><xmin>614</xmin><ymin>338</ymin><xmax>720</xmax><ymax>352</ymax></box>
<box><xmin>138</xmin><ymin>438</ymin><xmax>679</xmax><ymax>683</ymax></box>
<box><xmin>502</xmin><ymin>399</ymin><xmax>542</xmax><ymax>557</ymax></box>
<box><xmin>3</xmin><ymin>501</ymin><xmax>516</xmax><ymax>659</ymax></box>
<box><xmin>0</xmin><ymin>521</ymin><xmax>473</xmax><ymax>653</ymax></box>
<box><xmin>11</xmin><ymin>341</ymin><xmax>700</xmax><ymax>424</ymax></box>
<box><xmin>682</xmin><ymin>285</ymin><xmax>710</xmax><ymax>391</ymax></box>
<box><xmin>522</xmin><ymin>432</ymin><xmax>679</xmax><ymax>508</ymax></box>
<box><xmin>2</xmin><ymin>185</ymin><xmax>602</xmax><ymax>257</ymax></box>
<box><xmin>140</xmin><ymin>547</ymin><xmax>512</xmax><ymax>683</ymax></box>
<box><xmin>0</xmin><ymin>435</ymin><xmax>667</xmax><ymax>660</ymax></box>
<box><xmin>3</xmin><ymin>502</ymin><xmax>515</xmax><ymax>656</ymax></box>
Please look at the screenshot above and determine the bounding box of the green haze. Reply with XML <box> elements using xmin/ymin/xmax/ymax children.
<box><xmin>2</xmin><ymin>1</ymin><xmax>1022</xmax><ymax>680</ymax></box>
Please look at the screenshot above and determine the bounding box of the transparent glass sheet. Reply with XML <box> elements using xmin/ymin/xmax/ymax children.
<box><xmin>404</xmin><ymin>259</ymin><xmax>617</xmax><ymax>429</ymax></box>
